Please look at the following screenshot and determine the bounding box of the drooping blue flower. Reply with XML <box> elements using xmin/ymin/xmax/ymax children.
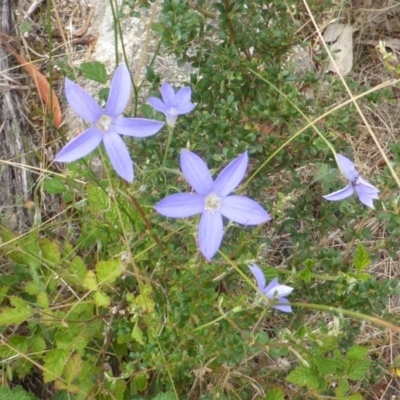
<box><xmin>55</xmin><ymin>63</ymin><xmax>164</xmax><ymax>182</ymax></box>
<box><xmin>249</xmin><ymin>264</ymin><xmax>293</xmax><ymax>313</ymax></box>
<box><xmin>155</xmin><ymin>150</ymin><xmax>271</xmax><ymax>260</ymax></box>
<box><xmin>323</xmin><ymin>154</ymin><xmax>380</xmax><ymax>208</ymax></box>
<box><xmin>148</xmin><ymin>82</ymin><xmax>195</xmax><ymax>127</ymax></box>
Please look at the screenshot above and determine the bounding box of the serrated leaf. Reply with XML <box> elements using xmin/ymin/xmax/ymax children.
<box><xmin>70</xmin><ymin>256</ymin><xmax>87</xmax><ymax>279</ymax></box>
<box><xmin>314</xmin><ymin>354</ymin><xmax>338</xmax><ymax>375</ymax></box>
<box><xmin>37</xmin><ymin>292</ymin><xmax>49</xmax><ymax>309</ymax></box>
<box><xmin>353</xmin><ymin>244</ymin><xmax>370</xmax><ymax>272</ymax></box>
<box><xmin>265</xmin><ymin>388</ymin><xmax>284</xmax><ymax>400</ymax></box>
<box><xmin>286</xmin><ymin>365</ymin><xmax>319</xmax><ymax>390</ymax></box>
<box><xmin>134</xmin><ymin>371</ymin><xmax>149</xmax><ymax>392</ymax></box>
<box><xmin>80</xmin><ymin>61</ymin><xmax>108</xmax><ymax>84</ymax></box>
<box><xmin>0</xmin><ymin>297</ymin><xmax>32</xmax><ymax>326</ymax></box>
<box><xmin>0</xmin><ymin>385</ymin><xmax>40</xmax><ymax>400</ymax></box>
<box><xmin>43</xmin><ymin>349</ymin><xmax>69</xmax><ymax>383</ymax></box>
<box><xmin>25</xmin><ymin>281</ymin><xmax>39</xmax><ymax>295</ymax></box>
<box><xmin>82</xmin><ymin>270</ymin><xmax>98</xmax><ymax>291</ymax></box>
<box><xmin>0</xmin><ymin>286</ymin><xmax>9</xmax><ymax>305</ymax></box>
<box><xmin>96</xmin><ymin>259</ymin><xmax>123</xmax><ymax>285</ymax></box>
<box><xmin>347</xmin><ymin>346</ymin><xmax>369</xmax><ymax>360</ymax></box>
<box><xmin>93</xmin><ymin>291</ymin><xmax>110</xmax><ymax>307</ymax></box>
<box><xmin>347</xmin><ymin>359</ymin><xmax>371</xmax><ymax>380</ymax></box>
<box><xmin>40</xmin><ymin>238</ymin><xmax>60</xmax><ymax>265</ymax></box>
<box><xmin>43</xmin><ymin>178</ymin><xmax>65</xmax><ymax>194</ymax></box>
<box><xmin>29</xmin><ymin>336</ymin><xmax>46</xmax><ymax>353</ymax></box>
<box><xmin>131</xmin><ymin>321</ymin><xmax>145</xmax><ymax>345</ymax></box>
<box><xmin>136</xmin><ymin>285</ymin><xmax>155</xmax><ymax>313</ymax></box>
<box><xmin>151</xmin><ymin>392</ymin><xmax>176</xmax><ymax>400</ymax></box>
<box><xmin>0</xmin><ymin>336</ymin><xmax>28</xmax><ymax>358</ymax></box>
<box><xmin>335</xmin><ymin>377</ymin><xmax>349</xmax><ymax>397</ymax></box>
<box><xmin>64</xmin><ymin>353</ymin><xmax>83</xmax><ymax>384</ymax></box>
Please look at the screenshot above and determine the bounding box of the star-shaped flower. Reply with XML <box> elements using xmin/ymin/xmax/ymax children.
<box><xmin>323</xmin><ymin>154</ymin><xmax>380</xmax><ymax>208</ymax></box>
<box><xmin>249</xmin><ymin>264</ymin><xmax>293</xmax><ymax>313</ymax></box>
<box><xmin>148</xmin><ymin>82</ymin><xmax>195</xmax><ymax>127</ymax></box>
<box><xmin>55</xmin><ymin>63</ymin><xmax>164</xmax><ymax>182</ymax></box>
<box><xmin>155</xmin><ymin>150</ymin><xmax>271</xmax><ymax>260</ymax></box>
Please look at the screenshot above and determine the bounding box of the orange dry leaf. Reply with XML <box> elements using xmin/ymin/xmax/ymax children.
<box><xmin>0</xmin><ymin>31</ymin><xmax>62</xmax><ymax>127</ymax></box>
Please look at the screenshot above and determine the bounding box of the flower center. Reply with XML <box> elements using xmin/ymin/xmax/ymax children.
<box><xmin>204</xmin><ymin>193</ymin><xmax>221</xmax><ymax>213</ymax></box>
<box><xmin>166</xmin><ymin>107</ymin><xmax>178</xmax><ymax>117</ymax></box>
<box><xmin>96</xmin><ymin>115</ymin><xmax>112</xmax><ymax>132</ymax></box>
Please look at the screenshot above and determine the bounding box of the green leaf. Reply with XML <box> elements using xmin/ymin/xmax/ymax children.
<box><xmin>80</xmin><ymin>61</ymin><xmax>108</xmax><ymax>84</ymax></box>
<box><xmin>0</xmin><ymin>286</ymin><xmax>9</xmax><ymax>305</ymax></box>
<box><xmin>82</xmin><ymin>270</ymin><xmax>98</xmax><ymax>291</ymax></box>
<box><xmin>29</xmin><ymin>336</ymin><xmax>46</xmax><ymax>353</ymax></box>
<box><xmin>346</xmin><ymin>359</ymin><xmax>371</xmax><ymax>380</ymax></box>
<box><xmin>37</xmin><ymin>292</ymin><xmax>49</xmax><ymax>309</ymax></box>
<box><xmin>286</xmin><ymin>365</ymin><xmax>319</xmax><ymax>390</ymax></box>
<box><xmin>134</xmin><ymin>371</ymin><xmax>149</xmax><ymax>392</ymax></box>
<box><xmin>0</xmin><ymin>385</ymin><xmax>40</xmax><ymax>400</ymax></box>
<box><xmin>131</xmin><ymin>321</ymin><xmax>145</xmax><ymax>345</ymax></box>
<box><xmin>42</xmin><ymin>178</ymin><xmax>65</xmax><ymax>194</ymax></box>
<box><xmin>93</xmin><ymin>291</ymin><xmax>110</xmax><ymax>307</ymax></box>
<box><xmin>353</xmin><ymin>244</ymin><xmax>370</xmax><ymax>272</ymax></box>
<box><xmin>347</xmin><ymin>346</ymin><xmax>369</xmax><ymax>360</ymax></box>
<box><xmin>136</xmin><ymin>285</ymin><xmax>155</xmax><ymax>313</ymax></box>
<box><xmin>0</xmin><ymin>297</ymin><xmax>32</xmax><ymax>326</ymax></box>
<box><xmin>43</xmin><ymin>349</ymin><xmax>69</xmax><ymax>383</ymax></box>
<box><xmin>40</xmin><ymin>238</ymin><xmax>60</xmax><ymax>265</ymax></box>
<box><xmin>265</xmin><ymin>388</ymin><xmax>284</xmax><ymax>400</ymax></box>
<box><xmin>151</xmin><ymin>392</ymin><xmax>176</xmax><ymax>400</ymax></box>
<box><xmin>0</xmin><ymin>335</ymin><xmax>28</xmax><ymax>358</ymax></box>
<box><xmin>64</xmin><ymin>353</ymin><xmax>83</xmax><ymax>384</ymax></box>
<box><xmin>96</xmin><ymin>259</ymin><xmax>123</xmax><ymax>284</ymax></box>
<box><xmin>314</xmin><ymin>354</ymin><xmax>338</xmax><ymax>375</ymax></box>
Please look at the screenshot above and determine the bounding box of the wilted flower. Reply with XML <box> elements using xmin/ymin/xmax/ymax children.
<box><xmin>55</xmin><ymin>63</ymin><xmax>164</xmax><ymax>182</ymax></box>
<box><xmin>155</xmin><ymin>150</ymin><xmax>271</xmax><ymax>260</ymax></box>
<box><xmin>249</xmin><ymin>264</ymin><xmax>293</xmax><ymax>313</ymax></box>
<box><xmin>323</xmin><ymin>154</ymin><xmax>380</xmax><ymax>208</ymax></box>
<box><xmin>148</xmin><ymin>82</ymin><xmax>195</xmax><ymax>127</ymax></box>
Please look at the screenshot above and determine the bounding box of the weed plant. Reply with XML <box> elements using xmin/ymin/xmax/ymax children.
<box><xmin>1</xmin><ymin>0</ymin><xmax>400</xmax><ymax>399</ymax></box>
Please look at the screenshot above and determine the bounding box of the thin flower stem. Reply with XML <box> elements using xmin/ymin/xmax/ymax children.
<box><xmin>219</xmin><ymin>252</ymin><xmax>400</xmax><ymax>333</ymax></box>
<box><xmin>241</xmin><ymin>67</ymin><xmax>398</xmax><ymax>192</ymax></box>
<box><xmin>162</xmin><ymin>125</ymin><xmax>175</xmax><ymax>167</ymax></box>
<box><xmin>287</xmin><ymin>301</ymin><xmax>400</xmax><ymax>333</ymax></box>
<box><xmin>125</xmin><ymin>185</ymin><xmax>167</xmax><ymax>253</ymax></box>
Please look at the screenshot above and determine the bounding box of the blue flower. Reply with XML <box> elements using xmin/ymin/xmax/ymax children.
<box><xmin>55</xmin><ymin>63</ymin><xmax>164</xmax><ymax>182</ymax></box>
<box><xmin>323</xmin><ymin>154</ymin><xmax>380</xmax><ymax>208</ymax></box>
<box><xmin>155</xmin><ymin>150</ymin><xmax>271</xmax><ymax>260</ymax></box>
<box><xmin>249</xmin><ymin>264</ymin><xmax>293</xmax><ymax>313</ymax></box>
<box><xmin>148</xmin><ymin>82</ymin><xmax>195</xmax><ymax>127</ymax></box>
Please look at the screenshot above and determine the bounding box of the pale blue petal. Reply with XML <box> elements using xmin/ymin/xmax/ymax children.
<box><xmin>358</xmin><ymin>177</ymin><xmax>380</xmax><ymax>196</ymax></box>
<box><xmin>198</xmin><ymin>211</ymin><xmax>223</xmax><ymax>260</ymax></box>
<box><xmin>176</xmin><ymin>101</ymin><xmax>195</xmax><ymax>115</ymax></box>
<box><xmin>114</xmin><ymin>118</ymin><xmax>164</xmax><ymax>137</ymax></box>
<box><xmin>174</xmin><ymin>86</ymin><xmax>192</xmax><ymax>105</ymax></box>
<box><xmin>337</xmin><ymin>154</ymin><xmax>357</xmax><ymax>180</ymax></box>
<box><xmin>105</xmin><ymin>64</ymin><xmax>131</xmax><ymax>117</ymax></box>
<box><xmin>323</xmin><ymin>184</ymin><xmax>354</xmax><ymax>201</ymax></box>
<box><xmin>273</xmin><ymin>298</ymin><xmax>292</xmax><ymax>313</ymax></box>
<box><xmin>266</xmin><ymin>284</ymin><xmax>294</xmax><ymax>298</ymax></box>
<box><xmin>357</xmin><ymin>192</ymin><xmax>375</xmax><ymax>208</ymax></box>
<box><xmin>214</xmin><ymin>152</ymin><xmax>248</xmax><ymax>197</ymax></box>
<box><xmin>55</xmin><ymin>126</ymin><xmax>102</xmax><ymax>162</ymax></box>
<box><xmin>148</xmin><ymin>97</ymin><xmax>167</xmax><ymax>113</ymax></box>
<box><xmin>180</xmin><ymin>150</ymin><xmax>214</xmax><ymax>195</ymax></box>
<box><xmin>65</xmin><ymin>78</ymin><xmax>103</xmax><ymax>123</ymax></box>
<box><xmin>102</xmin><ymin>131</ymin><xmax>133</xmax><ymax>182</ymax></box>
<box><xmin>220</xmin><ymin>196</ymin><xmax>271</xmax><ymax>225</ymax></box>
<box><xmin>160</xmin><ymin>82</ymin><xmax>176</xmax><ymax>105</ymax></box>
<box><xmin>155</xmin><ymin>194</ymin><xmax>204</xmax><ymax>218</ymax></box>
<box><xmin>264</xmin><ymin>277</ymin><xmax>279</xmax><ymax>295</ymax></box>
<box><xmin>249</xmin><ymin>264</ymin><xmax>266</xmax><ymax>290</ymax></box>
